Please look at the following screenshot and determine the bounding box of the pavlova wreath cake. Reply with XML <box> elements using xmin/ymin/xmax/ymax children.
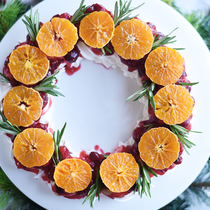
<box><xmin>0</xmin><ymin>0</ymin><xmax>199</xmax><ymax>207</ymax></box>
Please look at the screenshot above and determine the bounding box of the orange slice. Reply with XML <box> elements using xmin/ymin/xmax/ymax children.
<box><xmin>36</xmin><ymin>17</ymin><xmax>78</xmax><ymax>57</ymax></box>
<box><xmin>111</xmin><ymin>18</ymin><xmax>154</xmax><ymax>60</ymax></box>
<box><xmin>8</xmin><ymin>45</ymin><xmax>49</xmax><ymax>85</ymax></box>
<box><xmin>145</xmin><ymin>47</ymin><xmax>184</xmax><ymax>86</ymax></box>
<box><xmin>79</xmin><ymin>11</ymin><xmax>115</xmax><ymax>48</ymax></box>
<box><xmin>54</xmin><ymin>158</ymin><xmax>92</xmax><ymax>193</ymax></box>
<box><xmin>13</xmin><ymin>128</ymin><xmax>54</xmax><ymax>168</ymax></box>
<box><xmin>99</xmin><ymin>153</ymin><xmax>139</xmax><ymax>193</ymax></box>
<box><xmin>3</xmin><ymin>86</ymin><xmax>43</xmax><ymax>127</ymax></box>
<box><xmin>138</xmin><ymin>127</ymin><xmax>180</xmax><ymax>170</ymax></box>
<box><xmin>154</xmin><ymin>85</ymin><xmax>194</xmax><ymax>125</ymax></box>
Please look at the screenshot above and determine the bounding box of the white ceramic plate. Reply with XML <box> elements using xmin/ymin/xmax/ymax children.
<box><xmin>0</xmin><ymin>0</ymin><xmax>210</xmax><ymax>209</ymax></box>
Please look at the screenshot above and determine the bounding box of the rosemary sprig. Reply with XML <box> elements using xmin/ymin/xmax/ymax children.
<box><xmin>52</xmin><ymin>123</ymin><xmax>67</xmax><ymax>165</ymax></box>
<box><xmin>170</xmin><ymin>124</ymin><xmax>201</xmax><ymax>155</ymax></box>
<box><xmin>0</xmin><ymin>111</ymin><xmax>21</xmax><ymax>135</ymax></box>
<box><xmin>135</xmin><ymin>160</ymin><xmax>157</xmax><ymax>197</ymax></box>
<box><xmin>126</xmin><ymin>80</ymin><xmax>156</xmax><ymax>111</ymax></box>
<box><xmin>113</xmin><ymin>0</ymin><xmax>144</xmax><ymax>26</ymax></box>
<box><xmin>83</xmin><ymin>170</ymin><xmax>104</xmax><ymax>208</ymax></box>
<box><xmin>179</xmin><ymin>82</ymin><xmax>199</xmax><ymax>86</ymax></box>
<box><xmin>22</xmin><ymin>8</ymin><xmax>40</xmax><ymax>42</ymax></box>
<box><xmin>70</xmin><ymin>0</ymin><xmax>89</xmax><ymax>25</ymax></box>
<box><xmin>34</xmin><ymin>71</ymin><xmax>64</xmax><ymax>97</ymax></box>
<box><xmin>0</xmin><ymin>72</ymin><xmax>10</xmax><ymax>83</ymax></box>
<box><xmin>152</xmin><ymin>27</ymin><xmax>184</xmax><ymax>50</ymax></box>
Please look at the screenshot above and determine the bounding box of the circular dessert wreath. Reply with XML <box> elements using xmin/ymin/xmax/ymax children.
<box><xmin>0</xmin><ymin>0</ymin><xmax>199</xmax><ymax>208</ymax></box>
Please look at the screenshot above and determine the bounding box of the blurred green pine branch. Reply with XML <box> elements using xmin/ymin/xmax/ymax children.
<box><xmin>162</xmin><ymin>0</ymin><xmax>210</xmax><ymax>50</ymax></box>
<box><xmin>160</xmin><ymin>159</ymin><xmax>210</xmax><ymax>209</ymax></box>
<box><xmin>0</xmin><ymin>167</ymin><xmax>45</xmax><ymax>210</ymax></box>
<box><xmin>0</xmin><ymin>0</ymin><xmax>30</xmax><ymax>41</ymax></box>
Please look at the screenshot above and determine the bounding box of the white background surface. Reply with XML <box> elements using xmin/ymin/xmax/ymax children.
<box><xmin>0</xmin><ymin>0</ymin><xmax>210</xmax><ymax>209</ymax></box>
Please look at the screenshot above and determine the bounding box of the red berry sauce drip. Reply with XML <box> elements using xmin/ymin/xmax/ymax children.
<box><xmin>85</xmin><ymin>3</ymin><xmax>113</xmax><ymax>18</ymax></box>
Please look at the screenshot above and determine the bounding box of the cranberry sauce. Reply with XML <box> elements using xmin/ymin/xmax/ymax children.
<box><xmin>85</xmin><ymin>3</ymin><xmax>113</xmax><ymax>18</ymax></box>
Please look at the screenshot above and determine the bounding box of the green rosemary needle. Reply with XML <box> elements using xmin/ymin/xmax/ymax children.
<box><xmin>0</xmin><ymin>111</ymin><xmax>21</xmax><ymax>135</ymax></box>
<box><xmin>113</xmin><ymin>0</ymin><xmax>144</xmax><ymax>26</ymax></box>
<box><xmin>22</xmin><ymin>8</ymin><xmax>40</xmax><ymax>42</ymax></box>
<box><xmin>52</xmin><ymin>122</ymin><xmax>67</xmax><ymax>165</ymax></box>
<box><xmin>70</xmin><ymin>0</ymin><xmax>89</xmax><ymax>25</ymax></box>
<box><xmin>170</xmin><ymin>124</ymin><xmax>201</xmax><ymax>155</ymax></box>
<box><xmin>135</xmin><ymin>160</ymin><xmax>157</xmax><ymax>197</ymax></box>
<box><xmin>179</xmin><ymin>82</ymin><xmax>199</xmax><ymax>86</ymax></box>
<box><xmin>152</xmin><ymin>27</ymin><xmax>185</xmax><ymax>50</ymax></box>
<box><xmin>126</xmin><ymin>80</ymin><xmax>156</xmax><ymax>111</ymax></box>
<box><xmin>0</xmin><ymin>72</ymin><xmax>10</xmax><ymax>83</ymax></box>
<box><xmin>83</xmin><ymin>170</ymin><xmax>104</xmax><ymax>208</ymax></box>
<box><xmin>34</xmin><ymin>71</ymin><xmax>64</xmax><ymax>97</ymax></box>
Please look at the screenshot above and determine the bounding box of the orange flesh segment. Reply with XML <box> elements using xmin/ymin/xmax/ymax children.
<box><xmin>100</xmin><ymin>153</ymin><xmax>139</xmax><ymax>193</ymax></box>
<box><xmin>8</xmin><ymin>45</ymin><xmax>49</xmax><ymax>85</ymax></box>
<box><xmin>139</xmin><ymin>127</ymin><xmax>180</xmax><ymax>170</ymax></box>
<box><xmin>145</xmin><ymin>47</ymin><xmax>184</xmax><ymax>86</ymax></box>
<box><xmin>154</xmin><ymin>85</ymin><xmax>194</xmax><ymax>125</ymax></box>
<box><xmin>3</xmin><ymin>86</ymin><xmax>43</xmax><ymax>127</ymax></box>
<box><xmin>13</xmin><ymin>128</ymin><xmax>54</xmax><ymax>168</ymax></box>
<box><xmin>79</xmin><ymin>11</ymin><xmax>115</xmax><ymax>48</ymax></box>
<box><xmin>36</xmin><ymin>17</ymin><xmax>78</xmax><ymax>57</ymax></box>
<box><xmin>54</xmin><ymin>158</ymin><xmax>92</xmax><ymax>193</ymax></box>
<box><xmin>111</xmin><ymin>18</ymin><xmax>154</xmax><ymax>60</ymax></box>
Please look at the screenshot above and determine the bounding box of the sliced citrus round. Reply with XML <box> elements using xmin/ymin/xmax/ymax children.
<box><xmin>54</xmin><ymin>158</ymin><xmax>92</xmax><ymax>193</ymax></box>
<box><xmin>154</xmin><ymin>85</ymin><xmax>194</xmax><ymax>125</ymax></box>
<box><xmin>13</xmin><ymin>128</ymin><xmax>54</xmax><ymax>168</ymax></box>
<box><xmin>3</xmin><ymin>86</ymin><xmax>43</xmax><ymax>127</ymax></box>
<box><xmin>99</xmin><ymin>153</ymin><xmax>139</xmax><ymax>193</ymax></box>
<box><xmin>145</xmin><ymin>47</ymin><xmax>184</xmax><ymax>86</ymax></box>
<box><xmin>8</xmin><ymin>45</ymin><xmax>49</xmax><ymax>85</ymax></box>
<box><xmin>79</xmin><ymin>11</ymin><xmax>115</xmax><ymax>48</ymax></box>
<box><xmin>111</xmin><ymin>18</ymin><xmax>154</xmax><ymax>60</ymax></box>
<box><xmin>36</xmin><ymin>17</ymin><xmax>78</xmax><ymax>57</ymax></box>
<box><xmin>138</xmin><ymin>127</ymin><xmax>180</xmax><ymax>170</ymax></box>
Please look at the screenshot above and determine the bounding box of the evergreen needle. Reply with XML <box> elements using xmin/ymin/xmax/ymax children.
<box><xmin>135</xmin><ymin>160</ymin><xmax>157</xmax><ymax>197</ymax></box>
<box><xmin>170</xmin><ymin>124</ymin><xmax>201</xmax><ymax>154</ymax></box>
<box><xmin>22</xmin><ymin>8</ymin><xmax>40</xmax><ymax>42</ymax></box>
<box><xmin>101</xmin><ymin>46</ymin><xmax>112</xmax><ymax>55</ymax></box>
<box><xmin>152</xmin><ymin>27</ymin><xmax>184</xmax><ymax>50</ymax></box>
<box><xmin>179</xmin><ymin>82</ymin><xmax>199</xmax><ymax>86</ymax></box>
<box><xmin>70</xmin><ymin>0</ymin><xmax>89</xmax><ymax>25</ymax></box>
<box><xmin>0</xmin><ymin>111</ymin><xmax>21</xmax><ymax>135</ymax></box>
<box><xmin>143</xmin><ymin>124</ymin><xmax>153</xmax><ymax>131</ymax></box>
<box><xmin>83</xmin><ymin>170</ymin><xmax>104</xmax><ymax>208</ymax></box>
<box><xmin>52</xmin><ymin>123</ymin><xmax>67</xmax><ymax>165</ymax></box>
<box><xmin>113</xmin><ymin>0</ymin><xmax>144</xmax><ymax>26</ymax></box>
<box><xmin>126</xmin><ymin>81</ymin><xmax>156</xmax><ymax>111</ymax></box>
<box><xmin>34</xmin><ymin>71</ymin><xmax>64</xmax><ymax>97</ymax></box>
<box><xmin>0</xmin><ymin>72</ymin><xmax>10</xmax><ymax>83</ymax></box>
